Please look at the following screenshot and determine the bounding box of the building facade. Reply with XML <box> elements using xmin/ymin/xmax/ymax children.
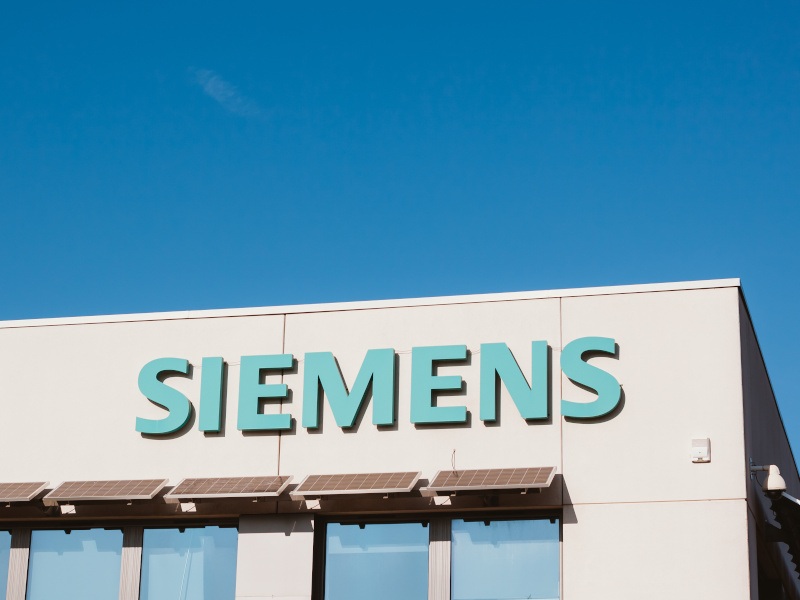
<box><xmin>0</xmin><ymin>279</ymin><xmax>797</xmax><ymax>599</ymax></box>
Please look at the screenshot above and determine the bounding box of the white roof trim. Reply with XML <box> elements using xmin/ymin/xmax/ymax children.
<box><xmin>0</xmin><ymin>278</ymin><xmax>740</xmax><ymax>329</ymax></box>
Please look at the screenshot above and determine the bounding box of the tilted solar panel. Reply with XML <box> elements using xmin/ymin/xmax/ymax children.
<box><xmin>0</xmin><ymin>482</ymin><xmax>49</xmax><ymax>502</ymax></box>
<box><xmin>425</xmin><ymin>467</ymin><xmax>556</xmax><ymax>492</ymax></box>
<box><xmin>44</xmin><ymin>479</ymin><xmax>168</xmax><ymax>502</ymax></box>
<box><xmin>165</xmin><ymin>476</ymin><xmax>292</xmax><ymax>499</ymax></box>
<box><xmin>294</xmin><ymin>471</ymin><xmax>421</xmax><ymax>496</ymax></box>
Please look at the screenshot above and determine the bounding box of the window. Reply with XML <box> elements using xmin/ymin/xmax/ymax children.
<box><xmin>0</xmin><ymin>530</ymin><xmax>11</xmax><ymax>600</ymax></box>
<box><xmin>323</xmin><ymin>517</ymin><xmax>559</xmax><ymax>600</ymax></box>
<box><xmin>25</xmin><ymin>528</ymin><xmax>123</xmax><ymax>600</ymax></box>
<box><xmin>139</xmin><ymin>526</ymin><xmax>238</xmax><ymax>600</ymax></box>
<box><xmin>451</xmin><ymin>519</ymin><xmax>559</xmax><ymax>600</ymax></box>
<box><xmin>324</xmin><ymin>522</ymin><xmax>429</xmax><ymax>600</ymax></box>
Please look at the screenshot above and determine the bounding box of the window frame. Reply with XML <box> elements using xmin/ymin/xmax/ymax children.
<box><xmin>0</xmin><ymin>521</ymin><xmax>240</xmax><ymax>600</ymax></box>
<box><xmin>313</xmin><ymin>512</ymin><xmax>561</xmax><ymax>600</ymax></box>
<box><xmin>137</xmin><ymin>524</ymin><xmax>239</xmax><ymax>600</ymax></box>
<box><xmin>0</xmin><ymin>512</ymin><xmax>561</xmax><ymax>600</ymax></box>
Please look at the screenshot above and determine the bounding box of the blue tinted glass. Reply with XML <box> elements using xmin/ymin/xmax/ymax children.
<box><xmin>26</xmin><ymin>528</ymin><xmax>123</xmax><ymax>600</ymax></box>
<box><xmin>452</xmin><ymin>519</ymin><xmax>559</xmax><ymax>600</ymax></box>
<box><xmin>0</xmin><ymin>530</ymin><xmax>10</xmax><ymax>600</ymax></box>
<box><xmin>325</xmin><ymin>522</ymin><xmax>428</xmax><ymax>600</ymax></box>
<box><xmin>140</xmin><ymin>526</ymin><xmax>238</xmax><ymax>600</ymax></box>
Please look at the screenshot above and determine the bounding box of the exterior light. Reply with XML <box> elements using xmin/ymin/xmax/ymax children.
<box><xmin>58</xmin><ymin>504</ymin><xmax>76</xmax><ymax>515</ymax></box>
<box><xmin>764</xmin><ymin>465</ymin><xmax>788</xmax><ymax>493</ymax></box>
<box><xmin>750</xmin><ymin>464</ymin><xmax>787</xmax><ymax>494</ymax></box>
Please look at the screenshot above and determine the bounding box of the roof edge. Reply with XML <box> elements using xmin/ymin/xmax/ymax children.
<box><xmin>0</xmin><ymin>278</ymin><xmax>741</xmax><ymax>329</ymax></box>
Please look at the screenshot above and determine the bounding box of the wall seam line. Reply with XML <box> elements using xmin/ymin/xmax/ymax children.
<box><xmin>277</xmin><ymin>312</ymin><xmax>287</xmax><ymax>478</ymax></box>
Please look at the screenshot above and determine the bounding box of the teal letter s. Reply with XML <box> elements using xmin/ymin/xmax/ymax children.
<box><xmin>561</xmin><ymin>337</ymin><xmax>621</xmax><ymax>419</ymax></box>
<box><xmin>135</xmin><ymin>358</ymin><xmax>192</xmax><ymax>435</ymax></box>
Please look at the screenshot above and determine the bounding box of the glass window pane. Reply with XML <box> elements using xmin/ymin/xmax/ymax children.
<box><xmin>140</xmin><ymin>526</ymin><xmax>238</xmax><ymax>600</ymax></box>
<box><xmin>325</xmin><ymin>522</ymin><xmax>428</xmax><ymax>600</ymax></box>
<box><xmin>0</xmin><ymin>530</ymin><xmax>11</xmax><ymax>600</ymax></box>
<box><xmin>452</xmin><ymin>519</ymin><xmax>559</xmax><ymax>600</ymax></box>
<box><xmin>26</xmin><ymin>528</ymin><xmax>123</xmax><ymax>600</ymax></box>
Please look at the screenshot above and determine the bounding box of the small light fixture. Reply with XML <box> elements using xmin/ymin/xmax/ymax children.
<box><xmin>59</xmin><ymin>503</ymin><xmax>76</xmax><ymax>515</ymax></box>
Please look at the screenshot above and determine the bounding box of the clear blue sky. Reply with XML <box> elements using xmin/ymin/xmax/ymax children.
<box><xmin>1</xmin><ymin>2</ymin><xmax>799</xmax><ymax>448</ymax></box>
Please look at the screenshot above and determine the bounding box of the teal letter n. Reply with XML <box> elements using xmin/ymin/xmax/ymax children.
<box><xmin>480</xmin><ymin>342</ymin><xmax>549</xmax><ymax>422</ymax></box>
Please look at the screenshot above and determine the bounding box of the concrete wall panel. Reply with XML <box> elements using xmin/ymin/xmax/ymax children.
<box><xmin>235</xmin><ymin>515</ymin><xmax>315</xmax><ymax>600</ymax></box>
<box><xmin>0</xmin><ymin>316</ymin><xmax>284</xmax><ymax>482</ymax></box>
<box><xmin>562</xmin><ymin>499</ymin><xmax>751</xmax><ymax>600</ymax></box>
<box><xmin>561</xmin><ymin>288</ymin><xmax>745</xmax><ymax>504</ymax></box>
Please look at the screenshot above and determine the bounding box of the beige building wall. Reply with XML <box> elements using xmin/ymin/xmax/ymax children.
<box><xmin>0</xmin><ymin>315</ymin><xmax>286</xmax><ymax>482</ymax></box>
<box><xmin>0</xmin><ymin>279</ymin><xmax>785</xmax><ymax>599</ymax></box>
<box><xmin>562</xmin><ymin>499</ymin><xmax>750</xmax><ymax>599</ymax></box>
<box><xmin>559</xmin><ymin>286</ymin><xmax>751</xmax><ymax>599</ymax></box>
<box><xmin>236</xmin><ymin>515</ymin><xmax>315</xmax><ymax>600</ymax></box>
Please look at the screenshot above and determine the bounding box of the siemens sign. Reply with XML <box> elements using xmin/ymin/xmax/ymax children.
<box><xmin>135</xmin><ymin>336</ymin><xmax>621</xmax><ymax>435</ymax></box>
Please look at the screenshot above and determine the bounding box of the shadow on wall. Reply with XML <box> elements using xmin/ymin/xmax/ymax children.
<box><xmin>239</xmin><ymin>514</ymin><xmax>315</xmax><ymax>536</ymax></box>
<box><xmin>563</xmin><ymin>343</ymin><xmax>623</xmax><ymax>425</ymax></box>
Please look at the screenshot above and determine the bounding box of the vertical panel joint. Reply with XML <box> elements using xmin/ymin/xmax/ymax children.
<box><xmin>428</xmin><ymin>519</ymin><xmax>451</xmax><ymax>600</ymax></box>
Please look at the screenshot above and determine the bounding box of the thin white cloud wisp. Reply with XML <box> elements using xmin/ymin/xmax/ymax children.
<box><xmin>192</xmin><ymin>68</ymin><xmax>261</xmax><ymax>117</ymax></box>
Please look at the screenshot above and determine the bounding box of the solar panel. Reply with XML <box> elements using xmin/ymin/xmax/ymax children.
<box><xmin>425</xmin><ymin>467</ymin><xmax>556</xmax><ymax>492</ymax></box>
<box><xmin>0</xmin><ymin>482</ymin><xmax>49</xmax><ymax>502</ymax></box>
<box><xmin>165</xmin><ymin>476</ymin><xmax>292</xmax><ymax>500</ymax></box>
<box><xmin>294</xmin><ymin>472</ymin><xmax>421</xmax><ymax>496</ymax></box>
<box><xmin>44</xmin><ymin>479</ymin><xmax>168</xmax><ymax>502</ymax></box>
